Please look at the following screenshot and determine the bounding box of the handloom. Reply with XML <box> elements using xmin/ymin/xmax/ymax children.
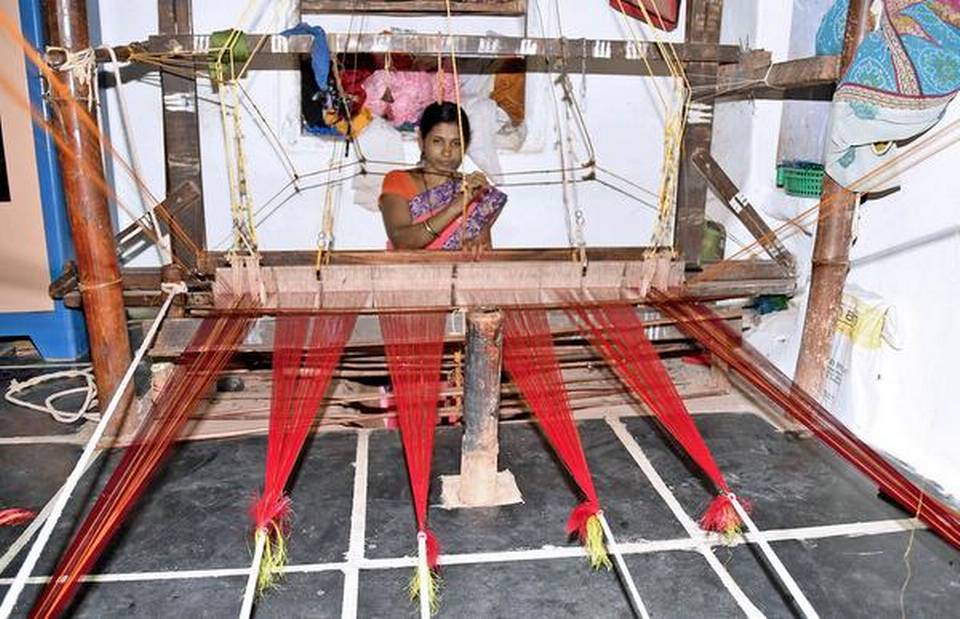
<box><xmin>4</xmin><ymin>2</ymin><xmax>960</xmax><ymax>618</ymax></box>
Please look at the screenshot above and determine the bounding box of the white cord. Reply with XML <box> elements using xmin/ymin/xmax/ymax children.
<box><xmin>101</xmin><ymin>46</ymin><xmax>171</xmax><ymax>264</ymax></box>
<box><xmin>46</xmin><ymin>46</ymin><xmax>97</xmax><ymax>111</ymax></box>
<box><xmin>0</xmin><ymin>286</ymin><xmax>182</xmax><ymax>618</ymax></box>
<box><xmin>4</xmin><ymin>368</ymin><xmax>99</xmax><ymax>424</ymax></box>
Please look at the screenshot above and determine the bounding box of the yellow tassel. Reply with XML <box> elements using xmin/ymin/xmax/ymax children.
<box><xmin>584</xmin><ymin>514</ymin><xmax>613</xmax><ymax>571</ymax></box>
<box><xmin>256</xmin><ymin>523</ymin><xmax>288</xmax><ymax>595</ymax></box>
<box><xmin>407</xmin><ymin>567</ymin><xmax>441</xmax><ymax>615</ymax></box>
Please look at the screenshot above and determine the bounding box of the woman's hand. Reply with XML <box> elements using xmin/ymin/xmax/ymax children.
<box><xmin>463</xmin><ymin>171</ymin><xmax>490</xmax><ymax>197</ymax></box>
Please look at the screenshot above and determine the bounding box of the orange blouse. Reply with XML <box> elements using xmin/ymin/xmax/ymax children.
<box><xmin>380</xmin><ymin>170</ymin><xmax>419</xmax><ymax>202</ymax></box>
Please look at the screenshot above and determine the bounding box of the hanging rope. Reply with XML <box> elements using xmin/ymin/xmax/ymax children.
<box><xmin>211</xmin><ymin>29</ymin><xmax>260</xmax><ymax>257</ymax></box>
<box><xmin>101</xmin><ymin>46</ymin><xmax>171</xmax><ymax>263</ymax></box>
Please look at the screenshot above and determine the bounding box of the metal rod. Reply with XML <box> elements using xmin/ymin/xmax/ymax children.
<box><xmin>597</xmin><ymin>512</ymin><xmax>649</xmax><ymax>619</ymax></box>
<box><xmin>729</xmin><ymin>497</ymin><xmax>820</xmax><ymax>619</ymax></box>
<box><xmin>238</xmin><ymin>529</ymin><xmax>267</xmax><ymax>619</ymax></box>
<box><xmin>416</xmin><ymin>532</ymin><xmax>431</xmax><ymax>619</ymax></box>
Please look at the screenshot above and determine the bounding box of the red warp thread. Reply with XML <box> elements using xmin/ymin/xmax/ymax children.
<box><xmin>252</xmin><ymin>312</ymin><xmax>356</xmax><ymax>531</ymax></box>
<box><xmin>31</xmin><ymin>308</ymin><xmax>255</xmax><ymax>618</ymax></box>
<box><xmin>649</xmin><ymin>290</ymin><xmax>960</xmax><ymax>550</ymax></box>
<box><xmin>379</xmin><ymin>310</ymin><xmax>447</xmax><ymax>568</ymax></box>
<box><xmin>502</xmin><ymin>308</ymin><xmax>601</xmax><ymax>535</ymax></box>
<box><xmin>424</xmin><ymin>528</ymin><xmax>441</xmax><ymax>568</ymax></box>
<box><xmin>567</xmin><ymin>302</ymin><xmax>744</xmax><ymax>534</ymax></box>
<box><xmin>0</xmin><ymin>508</ymin><xmax>35</xmax><ymax>527</ymax></box>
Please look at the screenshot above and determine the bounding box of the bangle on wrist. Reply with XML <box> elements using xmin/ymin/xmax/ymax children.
<box><xmin>422</xmin><ymin>219</ymin><xmax>439</xmax><ymax>238</ymax></box>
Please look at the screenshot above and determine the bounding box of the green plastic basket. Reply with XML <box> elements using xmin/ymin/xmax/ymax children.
<box><xmin>776</xmin><ymin>162</ymin><xmax>825</xmax><ymax>197</ymax></box>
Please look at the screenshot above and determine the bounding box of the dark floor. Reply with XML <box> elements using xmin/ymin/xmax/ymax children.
<box><xmin>1</xmin><ymin>367</ymin><xmax>958</xmax><ymax>618</ymax></box>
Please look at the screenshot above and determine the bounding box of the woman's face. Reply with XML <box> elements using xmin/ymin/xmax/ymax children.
<box><xmin>419</xmin><ymin>122</ymin><xmax>464</xmax><ymax>173</ymax></box>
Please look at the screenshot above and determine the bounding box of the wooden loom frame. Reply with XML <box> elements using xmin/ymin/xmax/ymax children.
<box><xmin>43</xmin><ymin>0</ymin><xmax>860</xmax><ymax>441</ymax></box>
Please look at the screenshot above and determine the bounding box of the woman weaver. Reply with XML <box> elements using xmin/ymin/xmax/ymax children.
<box><xmin>378</xmin><ymin>101</ymin><xmax>508</xmax><ymax>250</ymax></box>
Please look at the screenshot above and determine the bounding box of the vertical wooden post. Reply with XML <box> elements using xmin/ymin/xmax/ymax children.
<box><xmin>674</xmin><ymin>0</ymin><xmax>724</xmax><ymax>267</ymax></box>
<box><xmin>795</xmin><ymin>0</ymin><xmax>870</xmax><ymax>398</ymax></box>
<box><xmin>158</xmin><ymin>0</ymin><xmax>205</xmax><ymax>269</ymax></box>
<box><xmin>44</xmin><ymin>0</ymin><xmax>132</xmax><ymax>408</ymax></box>
<box><xmin>458</xmin><ymin>308</ymin><xmax>504</xmax><ymax>506</ymax></box>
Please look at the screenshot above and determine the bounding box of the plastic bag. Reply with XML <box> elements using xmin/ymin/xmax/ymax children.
<box><xmin>821</xmin><ymin>284</ymin><xmax>902</xmax><ymax>434</ymax></box>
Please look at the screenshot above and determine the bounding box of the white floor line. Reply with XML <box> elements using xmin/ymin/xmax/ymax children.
<box><xmin>0</xmin><ymin>450</ymin><xmax>103</xmax><ymax>575</ymax></box>
<box><xmin>0</xmin><ymin>363</ymin><xmax>92</xmax><ymax>370</ymax></box>
<box><xmin>340</xmin><ymin>429</ymin><xmax>370</xmax><ymax>619</ymax></box>
<box><xmin>605</xmin><ymin>414</ymin><xmax>764</xmax><ymax>618</ymax></box>
<box><xmin>0</xmin><ymin>434</ymin><xmax>88</xmax><ymax>446</ymax></box>
<box><xmin>0</xmin><ymin>516</ymin><xmax>924</xmax><ymax>588</ymax></box>
<box><xmin>731</xmin><ymin>498</ymin><xmax>820</xmax><ymax>619</ymax></box>
<box><xmin>598</xmin><ymin>512</ymin><xmax>650</xmax><ymax>618</ymax></box>
<box><xmin>744</xmin><ymin>518</ymin><xmax>923</xmax><ymax>544</ymax></box>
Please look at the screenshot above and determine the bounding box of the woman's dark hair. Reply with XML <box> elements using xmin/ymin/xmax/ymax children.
<box><xmin>418</xmin><ymin>101</ymin><xmax>471</xmax><ymax>147</ymax></box>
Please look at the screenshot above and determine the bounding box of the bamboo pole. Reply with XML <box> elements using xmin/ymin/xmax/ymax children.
<box><xmin>795</xmin><ymin>0</ymin><xmax>870</xmax><ymax>398</ymax></box>
<box><xmin>44</xmin><ymin>0</ymin><xmax>132</xmax><ymax>419</ymax></box>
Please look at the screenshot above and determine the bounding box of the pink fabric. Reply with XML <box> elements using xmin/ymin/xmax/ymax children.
<box><xmin>363</xmin><ymin>70</ymin><xmax>456</xmax><ymax>127</ymax></box>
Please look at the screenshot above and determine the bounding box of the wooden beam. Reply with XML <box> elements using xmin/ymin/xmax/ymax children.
<box><xmin>45</xmin><ymin>0</ymin><xmax>132</xmax><ymax>412</ymax></box>
<box><xmin>795</xmin><ymin>0</ymin><xmax>871</xmax><ymax>398</ymax></box>
<box><xmin>200</xmin><ymin>247</ymin><xmax>665</xmax><ymax>272</ymax></box>
<box><xmin>717</xmin><ymin>52</ymin><xmax>840</xmax><ymax>100</ymax></box>
<box><xmin>302</xmin><ymin>0</ymin><xmax>527</xmax><ymax>14</ymax></box>
<box><xmin>158</xmin><ymin>0</ymin><xmax>205</xmax><ymax>270</ymax></box>
<box><xmin>142</xmin><ymin>33</ymin><xmax>739</xmax><ymax>74</ymax></box>
<box><xmin>691</xmin><ymin>150</ymin><xmax>795</xmax><ymax>274</ymax></box>
<box><xmin>674</xmin><ymin>0</ymin><xmax>724</xmax><ymax>267</ymax></box>
<box><xmin>149</xmin><ymin>307</ymin><xmax>744</xmax><ymax>359</ymax></box>
<box><xmin>48</xmin><ymin>181</ymin><xmax>201</xmax><ymax>298</ymax></box>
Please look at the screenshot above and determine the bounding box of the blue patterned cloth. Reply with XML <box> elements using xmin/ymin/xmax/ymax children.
<box><xmin>839</xmin><ymin>1</ymin><xmax>960</xmax><ymax>106</ymax></box>
<box><xmin>823</xmin><ymin>1</ymin><xmax>960</xmax><ymax>189</ymax></box>
<box><xmin>817</xmin><ymin>0</ymin><xmax>850</xmax><ymax>56</ymax></box>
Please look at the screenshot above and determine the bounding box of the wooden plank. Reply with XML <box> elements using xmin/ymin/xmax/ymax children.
<box><xmin>48</xmin><ymin>181</ymin><xmax>201</xmax><ymax>298</ymax></box>
<box><xmin>199</xmin><ymin>247</ymin><xmax>665</xmax><ymax>272</ymax></box>
<box><xmin>158</xmin><ymin>0</ymin><xmax>205</xmax><ymax>270</ymax></box>
<box><xmin>302</xmin><ymin>0</ymin><xmax>526</xmax><ymax>14</ymax></box>
<box><xmin>116</xmin><ymin>253</ymin><xmax>788</xmax><ymax>289</ymax></box>
<box><xmin>674</xmin><ymin>0</ymin><xmax>724</xmax><ymax>268</ymax></box>
<box><xmin>717</xmin><ymin>52</ymin><xmax>840</xmax><ymax>100</ymax></box>
<box><xmin>149</xmin><ymin>307</ymin><xmax>743</xmax><ymax>358</ymax></box>
<box><xmin>144</xmin><ymin>33</ymin><xmax>739</xmax><ymax>71</ymax></box>
<box><xmin>691</xmin><ymin>150</ymin><xmax>795</xmax><ymax>274</ymax></box>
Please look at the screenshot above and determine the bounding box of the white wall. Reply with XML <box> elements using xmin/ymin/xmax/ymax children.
<box><xmin>714</xmin><ymin>1</ymin><xmax>960</xmax><ymax>499</ymax></box>
<box><xmin>97</xmin><ymin>0</ymin><xmax>688</xmax><ymax>260</ymax></box>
